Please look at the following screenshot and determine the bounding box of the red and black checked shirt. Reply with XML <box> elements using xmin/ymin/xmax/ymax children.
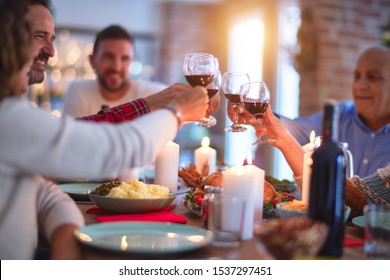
<box><xmin>77</xmin><ymin>98</ymin><xmax>150</xmax><ymax>123</ymax></box>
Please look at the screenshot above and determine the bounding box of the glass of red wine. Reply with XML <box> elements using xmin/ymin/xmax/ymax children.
<box><xmin>240</xmin><ymin>81</ymin><xmax>275</xmax><ymax>144</ymax></box>
<box><xmin>221</xmin><ymin>72</ymin><xmax>250</xmax><ymax>132</ymax></box>
<box><xmin>198</xmin><ymin>69</ymin><xmax>221</xmax><ymax>127</ymax></box>
<box><xmin>183</xmin><ymin>53</ymin><xmax>218</xmax><ymax>127</ymax></box>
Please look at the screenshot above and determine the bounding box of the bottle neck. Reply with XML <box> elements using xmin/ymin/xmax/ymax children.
<box><xmin>322</xmin><ymin>102</ymin><xmax>338</xmax><ymax>142</ymax></box>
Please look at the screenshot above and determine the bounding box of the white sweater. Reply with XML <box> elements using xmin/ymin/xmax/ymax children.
<box><xmin>0</xmin><ymin>96</ymin><xmax>178</xmax><ymax>259</ymax></box>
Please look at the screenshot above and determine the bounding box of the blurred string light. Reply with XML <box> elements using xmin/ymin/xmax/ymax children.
<box><xmin>84</xmin><ymin>43</ymin><xmax>93</xmax><ymax>54</ymax></box>
<box><xmin>50</xmin><ymin>69</ymin><xmax>62</xmax><ymax>83</ymax></box>
<box><xmin>64</xmin><ymin>68</ymin><xmax>76</xmax><ymax>81</ymax></box>
<box><xmin>66</xmin><ymin>47</ymin><xmax>81</xmax><ymax>65</ymax></box>
<box><xmin>129</xmin><ymin>60</ymin><xmax>143</xmax><ymax>76</ymax></box>
<box><xmin>59</xmin><ymin>29</ymin><xmax>70</xmax><ymax>42</ymax></box>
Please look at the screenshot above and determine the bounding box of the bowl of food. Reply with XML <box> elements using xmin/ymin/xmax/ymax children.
<box><xmin>276</xmin><ymin>200</ymin><xmax>308</xmax><ymax>219</ymax></box>
<box><xmin>255</xmin><ymin>216</ymin><xmax>329</xmax><ymax>259</ymax></box>
<box><xmin>88</xmin><ymin>179</ymin><xmax>175</xmax><ymax>213</ymax></box>
<box><xmin>276</xmin><ymin>201</ymin><xmax>351</xmax><ymax>222</ymax></box>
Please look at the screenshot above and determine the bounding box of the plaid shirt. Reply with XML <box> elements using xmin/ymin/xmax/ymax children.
<box><xmin>77</xmin><ymin>98</ymin><xmax>150</xmax><ymax>123</ymax></box>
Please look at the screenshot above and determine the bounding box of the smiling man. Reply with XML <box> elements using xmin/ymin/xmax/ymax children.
<box><xmin>352</xmin><ymin>47</ymin><xmax>390</xmax><ymax>131</ymax></box>
<box><xmin>62</xmin><ymin>25</ymin><xmax>167</xmax><ymax>118</ymax></box>
<box><xmin>272</xmin><ymin>46</ymin><xmax>390</xmax><ymax>177</ymax></box>
<box><xmin>24</xmin><ymin>1</ymin><xmax>56</xmax><ymax>85</ymax></box>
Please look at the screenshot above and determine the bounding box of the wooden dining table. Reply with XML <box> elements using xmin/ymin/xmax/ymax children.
<box><xmin>75</xmin><ymin>194</ymin><xmax>366</xmax><ymax>260</ymax></box>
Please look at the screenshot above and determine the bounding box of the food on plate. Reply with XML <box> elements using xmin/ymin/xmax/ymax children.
<box><xmin>179</xmin><ymin>163</ymin><xmax>295</xmax><ymax>216</ymax></box>
<box><xmin>263</xmin><ymin>182</ymin><xmax>295</xmax><ymax>218</ymax></box>
<box><xmin>179</xmin><ymin>163</ymin><xmax>222</xmax><ymax>190</ymax></box>
<box><xmin>91</xmin><ymin>179</ymin><xmax>170</xmax><ymax>199</ymax></box>
<box><xmin>179</xmin><ymin>163</ymin><xmax>221</xmax><ymax>215</ymax></box>
<box><xmin>255</xmin><ymin>216</ymin><xmax>329</xmax><ymax>259</ymax></box>
<box><xmin>280</xmin><ymin>200</ymin><xmax>307</xmax><ymax>211</ymax></box>
<box><xmin>90</xmin><ymin>181</ymin><xmax>121</xmax><ymax>196</ymax></box>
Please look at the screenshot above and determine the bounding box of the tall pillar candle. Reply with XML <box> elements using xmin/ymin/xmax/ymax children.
<box><xmin>302</xmin><ymin>151</ymin><xmax>313</xmax><ymax>205</ymax></box>
<box><xmin>155</xmin><ymin>141</ymin><xmax>180</xmax><ymax>192</ymax></box>
<box><xmin>302</xmin><ymin>135</ymin><xmax>323</xmax><ymax>204</ymax></box>
<box><xmin>194</xmin><ymin>137</ymin><xmax>216</xmax><ymax>175</ymax></box>
<box><xmin>222</xmin><ymin>164</ymin><xmax>264</xmax><ymax>240</ymax></box>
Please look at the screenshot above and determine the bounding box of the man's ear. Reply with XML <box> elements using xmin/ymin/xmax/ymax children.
<box><xmin>88</xmin><ymin>54</ymin><xmax>95</xmax><ymax>68</ymax></box>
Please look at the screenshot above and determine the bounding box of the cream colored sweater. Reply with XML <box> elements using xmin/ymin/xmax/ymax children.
<box><xmin>0</xmin><ymin>96</ymin><xmax>178</xmax><ymax>259</ymax></box>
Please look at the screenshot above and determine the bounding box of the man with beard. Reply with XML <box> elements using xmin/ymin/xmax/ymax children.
<box><xmin>63</xmin><ymin>25</ymin><xmax>167</xmax><ymax>117</ymax></box>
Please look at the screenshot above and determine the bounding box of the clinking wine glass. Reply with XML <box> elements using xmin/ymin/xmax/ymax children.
<box><xmin>183</xmin><ymin>53</ymin><xmax>218</xmax><ymax>127</ymax></box>
<box><xmin>196</xmin><ymin>69</ymin><xmax>222</xmax><ymax>127</ymax></box>
<box><xmin>240</xmin><ymin>81</ymin><xmax>275</xmax><ymax>144</ymax></box>
<box><xmin>222</xmin><ymin>72</ymin><xmax>250</xmax><ymax>132</ymax></box>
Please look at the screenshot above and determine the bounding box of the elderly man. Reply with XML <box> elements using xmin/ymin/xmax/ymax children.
<box><xmin>278</xmin><ymin>46</ymin><xmax>390</xmax><ymax>177</ymax></box>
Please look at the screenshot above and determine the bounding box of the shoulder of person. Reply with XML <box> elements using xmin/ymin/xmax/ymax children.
<box><xmin>336</xmin><ymin>101</ymin><xmax>355</xmax><ymax>118</ymax></box>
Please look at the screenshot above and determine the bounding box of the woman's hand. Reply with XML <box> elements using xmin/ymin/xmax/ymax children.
<box><xmin>254</xmin><ymin>105</ymin><xmax>304</xmax><ymax>176</ymax></box>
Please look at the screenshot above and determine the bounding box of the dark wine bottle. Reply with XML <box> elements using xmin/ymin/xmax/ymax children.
<box><xmin>308</xmin><ymin>101</ymin><xmax>346</xmax><ymax>257</ymax></box>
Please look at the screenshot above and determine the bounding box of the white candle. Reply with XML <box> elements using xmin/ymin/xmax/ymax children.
<box><xmin>154</xmin><ymin>141</ymin><xmax>180</xmax><ymax>192</ymax></box>
<box><xmin>194</xmin><ymin>137</ymin><xmax>216</xmax><ymax>175</ymax></box>
<box><xmin>302</xmin><ymin>133</ymin><xmax>323</xmax><ymax>205</ymax></box>
<box><xmin>246</xmin><ymin>153</ymin><xmax>265</xmax><ymax>224</ymax></box>
<box><xmin>222</xmin><ymin>162</ymin><xmax>264</xmax><ymax>240</ymax></box>
<box><xmin>302</xmin><ymin>151</ymin><xmax>313</xmax><ymax>205</ymax></box>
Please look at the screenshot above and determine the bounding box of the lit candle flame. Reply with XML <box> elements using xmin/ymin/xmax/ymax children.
<box><xmin>201</xmin><ymin>136</ymin><xmax>210</xmax><ymax>148</ymax></box>
<box><xmin>310</xmin><ymin>130</ymin><xmax>315</xmax><ymax>145</ymax></box>
<box><xmin>120</xmin><ymin>235</ymin><xmax>128</xmax><ymax>251</ymax></box>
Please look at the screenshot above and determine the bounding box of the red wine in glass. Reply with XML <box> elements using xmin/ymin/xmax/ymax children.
<box><xmin>240</xmin><ymin>81</ymin><xmax>275</xmax><ymax>144</ymax></box>
<box><xmin>207</xmin><ymin>88</ymin><xmax>219</xmax><ymax>99</ymax></box>
<box><xmin>224</xmin><ymin>93</ymin><xmax>242</xmax><ymax>104</ymax></box>
<box><xmin>243</xmin><ymin>100</ymin><xmax>268</xmax><ymax>118</ymax></box>
<box><xmin>185</xmin><ymin>74</ymin><xmax>214</xmax><ymax>87</ymax></box>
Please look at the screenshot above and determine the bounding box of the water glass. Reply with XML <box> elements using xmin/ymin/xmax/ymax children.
<box><xmin>364</xmin><ymin>204</ymin><xmax>390</xmax><ymax>260</ymax></box>
<box><xmin>208</xmin><ymin>193</ymin><xmax>245</xmax><ymax>247</ymax></box>
<box><xmin>143</xmin><ymin>164</ymin><xmax>155</xmax><ymax>184</ymax></box>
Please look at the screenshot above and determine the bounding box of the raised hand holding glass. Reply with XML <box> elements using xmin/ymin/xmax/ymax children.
<box><xmin>222</xmin><ymin>72</ymin><xmax>250</xmax><ymax>132</ymax></box>
<box><xmin>240</xmin><ymin>81</ymin><xmax>275</xmax><ymax>144</ymax></box>
<box><xmin>183</xmin><ymin>53</ymin><xmax>218</xmax><ymax>127</ymax></box>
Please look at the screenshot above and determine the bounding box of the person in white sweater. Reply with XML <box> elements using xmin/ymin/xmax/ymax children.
<box><xmin>0</xmin><ymin>0</ymin><xmax>208</xmax><ymax>259</ymax></box>
<box><xmin>62</xmin><ymin>25</ymin><xmax>167</xmax><ymax>118</ymax></box>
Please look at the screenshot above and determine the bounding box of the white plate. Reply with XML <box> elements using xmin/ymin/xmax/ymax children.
<box><xmin>88</xmin><ymin>192</ymin><xmax>176</xmax><ymax>213</ymax></box>
<box><xmin>74</xmin><ymin>222</ymin><xmax>212</xmax><ymax>254</ymax></box>
<box><xmin>352</xmin><ymin>215</ymin><xmax>365</xmax><ymax>228</ymax></box>
<box><xmin>59</xmin><ymin>183</ymin><xmax>101</xmax><ymax>201</ymax></box>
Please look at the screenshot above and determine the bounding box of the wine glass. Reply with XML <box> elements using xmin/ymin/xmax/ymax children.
<box><xmin>183</xmin><ymin>53</ymin><xmax>218</xmax><ymax>127</ymax></box>
<box><xmin>240</xmin><ymin>81</ymin><xmax>275</xmax><ymax>144</ymax></box>
<box><xmin>221</xmin><ymin>72</ymin><xmax>250</xmax><ymax>132</ymax></box>
<box><xmin>195</xmin><ymin>69</ymin><xmax>221</xmax><ymax>127</ymax></box>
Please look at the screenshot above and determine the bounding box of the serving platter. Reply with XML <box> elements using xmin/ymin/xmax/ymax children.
<box><xmin>74</xmin><ymin>222</ymin><xmax>213</xmax><ymax>254</ymax></box>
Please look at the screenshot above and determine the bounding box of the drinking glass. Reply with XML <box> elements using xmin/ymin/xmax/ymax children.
<box><xmin>194</xmin><ymin>69</ymin><xmax>221</xmax><ymax>127</ymax></box>
<box><xmin>240</xmin><ymin>81</ymin><xmax>275</xmax><ymax>144</ymax></box>
<box><xmin>221</xmin><ymin>72</ymin><xmax>250</xmax><ymax>132</ymax></box>
<box><xmin>183</xmin><ymin>53</ymin><xmax>219</xmax><ymax>127</ymax></box>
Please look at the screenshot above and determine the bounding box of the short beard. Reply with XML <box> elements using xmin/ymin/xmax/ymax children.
<box><xmin>98</xmin><ymin>76</ymin><xmax>127</xmax><ymax>93</ymax></box>
<box><xmin>28</xmin><ymin>69</ymin><xmax>45</xmax><ymax>85</ymax></box>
